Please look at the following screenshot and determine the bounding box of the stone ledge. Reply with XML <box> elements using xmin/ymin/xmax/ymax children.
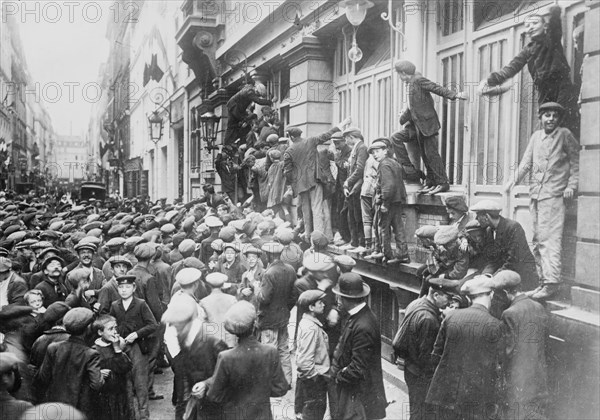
<box><xmin>551</xmin><ymin>306</ymin><xmax>600</xmax><ymax>328</ymax></box>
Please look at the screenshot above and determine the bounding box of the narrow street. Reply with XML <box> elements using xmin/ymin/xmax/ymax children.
<box><xmin>150</xmin><ymin>361</ymin><xmax>409</xmax><ymax>420</ymax></box>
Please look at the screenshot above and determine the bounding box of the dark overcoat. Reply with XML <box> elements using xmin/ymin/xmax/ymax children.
<box><xmin>426</xmin><ymin>304</ymin><xmax>504</xmax><ymax>416</ymax></box>
<box><xmin>205</xmin><ymin>336</ymin><xmax>288</xmax><ymax>420</ymax></box>
<box><xmin>501</xmin><ymin>295</ymin><xmax>549</xmax><ymax>412</ymax></box>
<box><xmin>332</xmin><ymin>305</ymin><xmax>387</xmax><ymax>420</ymax></box>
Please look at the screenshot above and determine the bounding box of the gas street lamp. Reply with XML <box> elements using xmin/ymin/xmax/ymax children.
<box><xmin>148</xmin><ymin>111</ymin><xmax>164</xmax><ymax>143</ymax></box>
<box><xmin>199</xmin><ymin>111</ymin><xmax>221</xmax><ymax>151</ymax></box>
<box><xmin>339</xmin><ymin>0</ymin><xmax>373</xmax><ymax>62</ymax></box>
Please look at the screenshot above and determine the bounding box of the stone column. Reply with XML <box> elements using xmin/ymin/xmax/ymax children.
<box><xmin>282</xmin><ymin>36</ymin><xmax>336</xmax><ymax>136</ymax></box>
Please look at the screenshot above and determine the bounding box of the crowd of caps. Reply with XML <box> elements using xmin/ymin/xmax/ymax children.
<box><xmin>0</xmin><ymin>192</ymin><xmax>402</xmax><ymax>420</ymax></box>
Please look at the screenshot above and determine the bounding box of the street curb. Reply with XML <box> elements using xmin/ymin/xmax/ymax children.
<box><xmin>381</xmin><ymin>358</ymin><xmax>408</xmax><ymax>394</ymax></box>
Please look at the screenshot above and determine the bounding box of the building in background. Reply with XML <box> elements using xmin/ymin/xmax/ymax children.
<box><xmin>53</xmin><ymin>134</ymin><xmax>88</xmax><ymax>190</ymax></box>
<box><xmin>170</xmin><ymin>1</ymin><xmax>598</xmax><ymax>418</ymax></box>
<box><xmin>1</xmin><ymin>7</ymin><xmax>56</xmax><ymax>192</ymax></box>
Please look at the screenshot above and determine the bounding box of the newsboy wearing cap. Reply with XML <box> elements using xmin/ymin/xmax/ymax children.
<box><xmin>471</xmin><ymin>200</ymin><xmax>539</xmax><ymax>297</ymax></box>
<box><xmin>331</xmin><ymin>272</ymin><xmax>387</xmax><ymax>420</ymax></box>
<box><xmin>502</xmin><ymin>101</ymin><xmax>579</xmax><ymax>300</ymax></box>
<box><xmin>34</xmin><ymin>306</ymin><xmax>107</xmax><ymax>419</ymax></box>
<box><xmin>201</xmin><ymin>300</ymin><xmax>288</xmax><ymax>420</ymax></box>
<box><xmin>255</xmin><ymin>239</ymin><xmax>297</xmax><ymax>385</ymax></box>
<box><xmin>425</xmin><ymin>277</ymin><xmax>503</xmax><ymax>418</ymax></box>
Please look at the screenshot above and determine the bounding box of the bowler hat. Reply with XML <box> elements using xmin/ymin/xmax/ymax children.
<box><xmin>333</xmin><ymin>272</ymin><xmax>370</xmax><ymax>298</ymax></box>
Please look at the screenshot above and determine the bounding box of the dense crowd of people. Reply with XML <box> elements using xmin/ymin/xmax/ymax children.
<box><xmin>0</xmin><ymin>6</ymin><xmax>582</xmax><ymax>420</ymax></box>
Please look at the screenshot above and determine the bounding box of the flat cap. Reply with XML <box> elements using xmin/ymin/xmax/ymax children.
<box><xmin>106</xmin><ymin>237</ymin><xmax>126</xmax><ymax>248</ymax></box>
<box><xmin>20</xmin><ymin>403</ymin><xmax>86</xmax><ymax>420</ymax></box>
<box><xmin>178</xmin><ymin>239</ymin><xmax>197</xmax><ymax>255</ymax></box>
<box><xmin>124</xmin><ymin>236</ymin><xmax>145</xmax><ymax>250</ymax></box>
<box><xmin>230</xmin><ymin>219</ymin><xmax>246</xmax><ymax>232</ymax></box>
<box><xmin>224</xmin><ymin>301</ymin><xmax>257</xmax><ymax>335</ymax></box>
<box><xmin>108</xmin><ymin>255</ymin><xmax>133</xmax><ymax>268</ymax></box>
<box><xmin>465</xmin><ymin>220</ymin><xmax>483</xmax><ymax>232</ymax></box>
<box><xmin>183</xmin><ymin>216</ymin><xmax>196</xmax><ymax>232</ymax></box>
<box><xmin>41</xmin><ymin>255</ymin><xmax>64</xmax><ymax>269</ymax></box>
<box><xmin>470</xmin><ymin>199</ymin><xmax>502</xmax><ymax>213</ymax></box>
<box><xmin>182</xmin><ymin>257</ymin><xmax>205</xmax><ymax>271</ymax></box>
<box><xmin>176</xmin><ymin>267</ymin><xmax>202</xmax><ymax>286</ymax></box>
<box><xmin>303</xmin><ymin>252</ymin><xmax>335</xmax><ymax>272</ymax></box>
<box><xmin>275</xmin><ymin>228</ymin><xmax>295</xmax><ymax>245</ymax></box>
<box><xmin>461</xmin><ymin>275</ymin><xmax>494</xmax><ymax>295</ymax></box>
<box><xmin>162</xmin><ymin>293</ymin><xmax>198</xmax><ymax>324</ymax></box>
<box><xmin>49</xmin><ymin>221</ymin><xmax>65</xmax><ymax>231</ymax></box>
<box><xmin>331</xmin><ymin>131</ymin><xmax>344</xmax><ymax>141</ymax></box>
<box><xmin>310</xmin><ymin>231</ymin><xmax>329</xmax><ymax>249</ymax></box>
<box><xmin>223</xmin><ymin>242</ymin><xmax>239</xmax><ymax>252</ymax></box>
<box><xmin>134</xmin><ymin>242</ymin><xmax>157</xmax><ymax>259</ymax></box>
<box><xmin>206</xmin><ymin>272</ymin><xmax>228</xmax><ymax>288</ymax></box>
<box><xmin>7</xmin><ymin>231</ymin><xmax>27</xmax><ymax>242</ymax></box>
<box><xmin>368</xmin><ymin>139</ymin><xmax>387</xmax><ymax>153</ymax></box>
<box><xmin>160</xmin><ymin>223</ymin><xmax>176</xmax><ymax>234</ymax></box>
<box><xmin>219</xmin><ymin>226</ymin><xmax>236</xmax><ymax>243</ymax></box>
<box><xmin>83</xmin><ymin>221</ymin><xmax>103</xmax><ymax>232</ymax></box>
<box><xmin>79</xmin><ymin>236</ymin><xmax>101</xmax><ymax>246</ymax></box>
<box><xmin>428</xmin><ymin>277</ymin><xmax>461</xmax><ymax>294</ymax></box>
<box><xmin>210</xmin><ymin>239</ymin><xmax>224</xmax><ymax>252</ymax></box>
<box><xmin>205</xmin><ymin>216</ymin><xmax>223</xmax><ymax>228</ymax></box>
<box><xmin>15</xmin><ymin>239</ymin><xmax>38</xmax><ymax>249</ymax></box>
<box><xmin>333</xmin><ymin>254</ymin><xmax>356</xmax><ymax>267</ymax></box>
<box><xmin>108</xmin><ymin>224</ymin><xmax>128</xmax><ymax>237</ymax></box>
<box><xmin>444</xmin><ymin>196</ymin><xmax>468</xmax><ymax>213</ymax></box>
<box><xmin>243</xmin><ymin>245</ymin><xmax>262</xmax><ymax>256</ymax></box>
<box><xmin>287</xmin><ymin>127</ymin><xmax>303</xmax><ymax>137</ymax></box>
<box><xmin>63</xmin><ymin>307</ymin><xmax>95</xmax><ymax>334</ymax></box>
<box><xmin>261</xmin><ymin>242</ymin><xmax>284</xmax><ymax>254</ymax></box>
<box><xmin>492</xmin><ymin>270</ymin><xmax>521</xmax><ymax>289</ymax></box>
<box><xmin>297</xmin><ymin>289</ymin><xmax>327</xmax><ymax>308</ymax></box>
<box><xmin>74</xmin><ymin>242</ymin><xmax>97</xmax><ymax>253</ymax></box>
<box><xmin>539</xmin><ymin>101</ymin><xmax>564</xmax><ymax>113</ymax></box>
<box><xmin>434</xmin><ymin>225</ymin><xmax>459</xmax><ymax>246</ymax></box>
<box><xmin>116</xmin><ymin>275</ymin><xmax>136</xmax><ymax>285</ymax></box>
<box><xmin>172</xmin><ymin>232</ymin><xmax>187</xmax><ymax>247</ymax></box>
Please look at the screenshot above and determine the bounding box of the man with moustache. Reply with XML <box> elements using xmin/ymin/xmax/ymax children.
<box><xmin>35</xmin><ymin>256</ymin><xmax>69</xmax><ymax>307</ymax></box>
<box><xmin>67</xmin><ymin>242</ymin><xmax>106</xmax><ymax>301</ymax></box>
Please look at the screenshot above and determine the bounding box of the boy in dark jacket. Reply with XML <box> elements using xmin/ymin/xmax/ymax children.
<box><xmin>369</xmin><ymin>139</ymin><xmax>411</xmax><ymax>264</ymax></box>
<box><xmin>109</xmin><ymin>275</ymin><xmax>158</xmax><ymax>420</ymax></box>
<box><xmin>92</xmin><ymin>315</ymin><xmax>134</xmax><ymax>420</ymax></box>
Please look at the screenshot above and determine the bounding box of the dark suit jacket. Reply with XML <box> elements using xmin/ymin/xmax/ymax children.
<box><xmin>501</xmin><ymin>295</ymin><xmax>548</xmax><ymax>406</ymax></box>
<box><xmin>109</xmin><ymin>297</ymin><xmax>158</xmax><ymax>340</ymax></box>
<box><xmin>345</xmin><ymin>141</ymin><xmax>368</xmax><ymax>196</ymax></box>
<box><xmin>377</xmin><ymin>156</ymin><xmax>407</xmax><ymax>205</ymax></box>
<box><xmin>206</xmin><ymin>336</ymin><xmax>289</xmax><ymax>420</ymax></box>
<box><xmin>426</xmin><ymin>304</ymin><xmax>504</xmax><ymax>412</ymax></box>
<box><xmin>36</xmin><ymin>336</ymin><xmax>105</xmax><ymax>417</ymax></box>
<box><xmin>226</xmin><ymin>85</ymin><xmax>272</xmax><ymax>122</ymax></box>
<box><xmin>284</xmin><ymin>127</ymin><xmax>340</xmax><ymax>195</ymax></box>
<box><xmin>256</xmin><ymin>260</ymin><xmax>296</xmax><ymax>330</ymax></box>
<box><xmin>331</xmin><ymin>305</ymin><xmax>387</xmax><ymax>420</ymax></box>
<box><xmin>129</xmin><ymin>264</ymin><xmax>163</xmax><ymax>322</ymax></box>
<box><xmin>5</xmin><ymin>272</ymin><xmax>28</xmax><ymax>306</ymax></box>
<box><xmin>481</xmin><ymin>217</ymin><xmax>539</xmax><ymax>291</ymax></box>
<box><xmin>35</xmin><ymin>275</ymin><xmax>69</xmax><ymax>307</ymax></box>
<box><xmin>399</xmin><ymin>74</ymin><xmax>458</xmax><ymax>137</ymax></box>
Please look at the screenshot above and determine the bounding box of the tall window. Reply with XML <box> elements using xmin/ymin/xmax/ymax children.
<box><xmin>440</xmin><ymin>52</ymin><xmax>465</xmax><ymax>184</ymax></box>
<box><xmin>439</xmin><ymin>0</ymin><xmax>464</xmax><ymax>36</ymax></box>
<box><xmin>190</xmin><ymin>107</ymin><xmax>200</xmax><ymax>170</ymax></box>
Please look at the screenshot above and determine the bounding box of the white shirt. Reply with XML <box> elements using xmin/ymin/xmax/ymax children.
<box><xmin>347</xmin><ymin>302</ymin><xmax>366</xmax><ymax>317</ymax></box>
<box><xmin>0</xmin><ymin>277</ymin><xmax>10</xmax><ymax>309</ymax></box>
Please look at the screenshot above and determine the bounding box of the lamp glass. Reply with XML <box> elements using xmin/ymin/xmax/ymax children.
<box><xmin>148</xmin><ymin>112</ymin><xmax>163</xmax><ymax>142</ymax></box>
<box><xmin>341</xmin><ymin>0</ymin><xmax>373</xmax><ymax>26</ymax></box>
